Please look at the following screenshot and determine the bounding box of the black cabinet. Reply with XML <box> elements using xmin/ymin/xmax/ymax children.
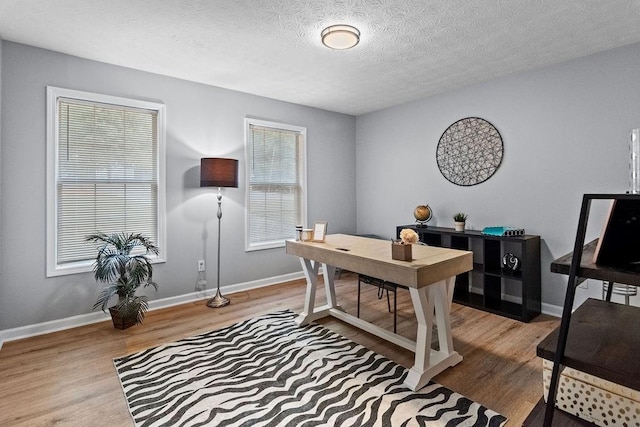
<box><xmin>396</xmin><ymin>225</ymin><xmax>541</xmax><ymax>322</ymax></box>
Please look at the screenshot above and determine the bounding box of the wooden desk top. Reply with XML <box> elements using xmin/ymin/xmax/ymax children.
<box><xmin>550</xmin><ymin>239</ymin><xmax>640</xmax><ymax>286</ymax></box>
<box><xmin>286</xmin><ymin>234</ymin><xmax>472</xmax><ymax>289</ymax></box>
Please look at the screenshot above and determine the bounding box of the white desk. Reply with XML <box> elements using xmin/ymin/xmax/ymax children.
<box><xmin>286</xmin><ymin>234</ymin><xmax>473</xmax><ymax>391</ymax></box>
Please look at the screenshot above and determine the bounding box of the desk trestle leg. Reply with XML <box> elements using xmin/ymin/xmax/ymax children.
<box><xmin>296</xmin><ymin>260</ymin><xmax>338</xmax><ymax>325</ymax></box>
<box><xmin>322</xmin><ymin>264</ymin><xmax>337</xmax><ymax>309</ymax></box>
<box><xmin>296</xmin><ymin>258</ymin><xmax>320</xmax><ymax>326</ymax></box>
<box><xmin>404</xmin><ymin>277</ymin><xmax>462</xmax><ymax>391</ymax></box>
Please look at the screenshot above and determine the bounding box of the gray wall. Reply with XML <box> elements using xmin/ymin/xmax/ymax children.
<box><xmin>4</xmin><ymin>38</ymin><xmax>640</xmax><ymax>330</ymax></box>
<box><xmin>0</xmin><ymin>41</ymin><xmax>357</xmax><ymax>330</ymax></box>
<box><xmin>355</xmin><ymin>42</ymin><xmax>640</xmax><ymax>309</ymax></box>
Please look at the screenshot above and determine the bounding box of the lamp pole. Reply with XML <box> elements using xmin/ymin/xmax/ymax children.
<box><xmin>207</xmin><ymin>187</ymin><xmax>229</xmax><ymax>308</ymax></box>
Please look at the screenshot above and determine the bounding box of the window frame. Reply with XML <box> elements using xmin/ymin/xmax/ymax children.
<box><xmin>46</xmin><ymin>86</ymin><xmax>167</xmax><ymax>277</ymax></box>
<box><xmin>244</xmin><ymin>117</ymin><xmax>307</xmax><ymax>252</ymax></box>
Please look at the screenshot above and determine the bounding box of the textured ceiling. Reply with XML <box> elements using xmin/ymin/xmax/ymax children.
<box><xmin>1</xmin><ymin>1</ymin><xmax>640</xmax><ymax>115</ymax></box>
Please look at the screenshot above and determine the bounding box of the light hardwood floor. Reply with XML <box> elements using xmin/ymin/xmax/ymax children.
<box><xmin>0</xmin><ymin>272</ymin><xmax>558</xmax><ymax>426</ymax></box>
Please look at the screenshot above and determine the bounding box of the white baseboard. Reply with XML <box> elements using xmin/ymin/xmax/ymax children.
<box><xmin>0</xmin><ymin>271</ymin><xmax>304</xmax><ymax>350</ymax></box>
<box><xmin>541</xmin><ymin>302</ymin><xmax>563</xmax><ymax>318</ymax></box>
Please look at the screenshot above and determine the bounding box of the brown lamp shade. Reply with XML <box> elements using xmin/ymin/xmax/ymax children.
<box><xmin>200</xmin><ymin>158</ymin><xmax>239</xmax><ymax>188</ymax></box>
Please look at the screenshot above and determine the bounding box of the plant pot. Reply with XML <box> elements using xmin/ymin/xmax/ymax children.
<box><xmin>109</xmin><ymin>307</ymin><xmax>137</xmax><ymax>330</ymax></box>
<box><xmin>454</xmin><ymin>221</ymin><xmax>466</xmax><ymax>232</ymax></box>
<box><xmin>391</xmin><ymin>242</ymin><xmax>412</xmax><ymax>261</ymax></box>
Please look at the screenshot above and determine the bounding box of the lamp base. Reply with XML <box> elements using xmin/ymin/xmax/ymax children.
<box><xmin>206</xmin><ymin>289</ymin><xmax>230</xmax><ymax>308</ymax></box>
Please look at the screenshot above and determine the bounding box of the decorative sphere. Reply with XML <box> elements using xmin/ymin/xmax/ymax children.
<box><xmin>502</xmin><ymin>253</ymin><xmax>521</xmax><ymax>271</ymax></box>
<box><xmin>414</xmin><ymin>205</ymin><xmax>432</xmax><ymax>222</ymax></box>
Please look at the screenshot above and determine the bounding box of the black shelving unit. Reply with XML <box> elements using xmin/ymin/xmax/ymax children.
<box><xmin>396</xmin><ymin>225</ymin><xmax>541</xmax><ymax>322</ymax></box>
<box><xmin>523</xmin><ymin>194</ymin><xmax>640</xmax><ymax>426</ymax></box>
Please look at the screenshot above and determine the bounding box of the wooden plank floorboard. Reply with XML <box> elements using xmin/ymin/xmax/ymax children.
<box><xmin>0</xmin><ymin>272</ymin><xmax>558</xmax><ymax>426</ymax></box>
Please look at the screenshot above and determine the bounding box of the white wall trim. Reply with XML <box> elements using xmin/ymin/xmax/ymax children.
<box><xmin>0</xmin><ymin>271</ymin><xmax>304</xmax><ymax>350</ymax></box>
<box><xmin>541</xmin><ymin>302</ymin><xmax>563</xmax><ymax>318</ymax></box>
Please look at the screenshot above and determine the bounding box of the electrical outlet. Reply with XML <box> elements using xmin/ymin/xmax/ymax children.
<box><xmin>198</xmin><ymin>260</ymin><xmax>205</xmax><ymax>272</ymax></box>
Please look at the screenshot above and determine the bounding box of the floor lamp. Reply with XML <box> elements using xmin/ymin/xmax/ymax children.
<box><xmin>200</xmin><ymin>157</ymin><xmax>239</xmax><ymax>308</ymax></box>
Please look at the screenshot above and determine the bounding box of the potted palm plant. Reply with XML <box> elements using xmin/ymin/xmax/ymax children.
<box><xmin>86</xmin><ymin>232</ymin><xmax>159</xmax><ymax>329</ymax></box>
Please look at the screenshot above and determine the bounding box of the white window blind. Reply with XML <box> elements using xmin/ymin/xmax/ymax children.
<box><xmin>46</xmin><ymin>87</ymin><xmax>166</xmax><ymax>276</ymax></box>
<box><xmin>245</xmin><ymin>118</ymin><xmax>306</xmax><ymax>251</ymax></box>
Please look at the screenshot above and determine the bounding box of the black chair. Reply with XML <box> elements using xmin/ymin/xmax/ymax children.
<box><xmin>357</xmin><ymin>274</ymin><xmax>408</xmax><ymax>333</ymax></box>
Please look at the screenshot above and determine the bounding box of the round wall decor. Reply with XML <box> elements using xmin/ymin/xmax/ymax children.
<box><xmin>436</xmin><ymin>117</ymin><xmax>503</xmax><ymax>186</ymax></box>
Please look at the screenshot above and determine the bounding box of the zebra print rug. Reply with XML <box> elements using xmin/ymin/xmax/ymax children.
<box><xmin>114</xmin><ymin>310</ymin><xmax>506</xmax><ymax>426</ymax></box>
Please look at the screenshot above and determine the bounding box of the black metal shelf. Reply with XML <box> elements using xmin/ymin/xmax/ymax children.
<box><xmin>537</xmin><ymin>298</ymin><xmax>640</xmax><ymax>392</ymax></box>
<box><xmin>532</xmin><ymin>193</ymin><xmax>640</xmax><ymax>426</ymax></box>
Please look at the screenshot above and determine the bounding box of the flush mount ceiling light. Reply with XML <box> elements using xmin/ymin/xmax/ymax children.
<box><xmin>321</xmin><ymin>25</ymin><xmax>360</xmax><ymax>50</ymax></box>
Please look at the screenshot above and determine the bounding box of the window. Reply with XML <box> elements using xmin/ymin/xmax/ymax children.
<box><xmin>46</xmin><ymin>87</ymin><xmax>166</xmax><ymax>277</ymax></box>
<box><xmin>245</xmin><ymin>118</ymin><xmax>307</xmax><ymax>251</ymax></box>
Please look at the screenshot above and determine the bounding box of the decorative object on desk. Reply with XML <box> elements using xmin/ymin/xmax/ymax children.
<box><xmin>392</xmin><ymin>228</ymin><xmax>419</xmax><ymax>261</ymax></box>
<box><xmin>630</xmin><ymin>129</ymin><xmax>640</xmax><ymax>194</ymax></box>
<box><xmin>200</xmin><ymin>157</ymin><xmax>239</xmax><ymax>308</ymax></box>
<box><xmin>391</xmin><ymin>242</ymin><xmax>412</xmax><ymax>261</ymax></box>
<box><xmin>114</xmin><ymin>310</ymin><xmax>507</xmax><ymax>426</ymax></box>
<box><xmin>482</xmin><ymin>226</ymin><xmax>525</xmax><ymax>236</ymax></box>
<box><xmin>312</xmin><ymin>221</ymin><xmax>327</xmax><ymax>242</ymax></box>
<box><xmin>453</xmin><ymin>212</ymin><xmax>468</xmax><ymax>231</ymax></box>
<box><xmin>502</xmin><ymin>252</ymin><xmax>521</xmax><ymax>272</ymax></box>
<box><xmin>295</xmin><ymin>225</ymin><xmax>303</xmax><ymax>241</ymax></box>
<box><xmin>301</xmin><ymin>228</ymin><xmax>313</xmax><ymax>241</ymax></box>
<box><xmin>437</xmin><ymin>117</ymin><xmax>503</xmax><ymax>186</ymax></box>
<box><xmin>85</xmin><ymin>232</ymin><xmax>159</xmax><ymax>329</ymax></box>
<box><xmin>400</xmin><ymin>228</ymin><xmax>419</xmax><ymax>244</ymax></box>
<box><xmin>413</xmin><ymin>204</ymin><xmax>432</xmax><ymax>227</ymax></box>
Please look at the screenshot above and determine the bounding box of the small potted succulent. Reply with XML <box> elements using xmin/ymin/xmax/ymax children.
<box><xmin>86</xmin><ymin>232</ymin><xmax>159</xmax><ymax>329</ymax></box>
<box><xmin>453</xmin><ymin>213</ymin><xmax>468</xmax><ymax>231</ymax></box>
